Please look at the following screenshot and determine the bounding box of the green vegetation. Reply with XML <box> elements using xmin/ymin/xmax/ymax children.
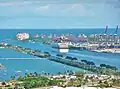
<box><xmin>1</xmin><ymin>71</ymin><xmax>120</xmax><ymax>89</ymax></box>
<box><xmin>17</xmin><ymin>76</ymin><xmax>64</xmax><ymax>89</ymax></box>
<box><xmin>100</xmin><ymin>64</ymin><xmax>118</xmax><ymax>72</ymax></box>
<box><xmin>112</xmin><ymin>79</ymin><xmax>120</xmax><ymax>87</ymax></box>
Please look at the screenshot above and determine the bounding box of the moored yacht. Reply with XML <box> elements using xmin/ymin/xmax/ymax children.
<box><xmin>0</xmin><ymin>63</ymin><xmax>4</xmax><ymax>70</ymax></box>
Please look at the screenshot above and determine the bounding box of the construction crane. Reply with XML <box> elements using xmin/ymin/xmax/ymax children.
<box><xmin>114</xmin><ymin>25</ymin><xmax>119</xmax><ymax>46</ymax></box>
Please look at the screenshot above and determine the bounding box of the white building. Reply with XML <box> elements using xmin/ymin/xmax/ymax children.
<box><xmin>58</xmin><ymin>43</ymin><xmax>69</xmax><ymax>53</ymax></box>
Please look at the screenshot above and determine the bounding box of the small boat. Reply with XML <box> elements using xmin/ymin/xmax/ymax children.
<box><xmin>35</xmin><ymin>34</ymin><xmax>40</xmax><ymax>38</ymax></box>
<box><xmin>0</xmin><ymin>47</ymin><xmax>5</xmax><ymax>49</ymax></box>
<box><xmin>32</xmin><ymin>41</ymin><xmax>35</xmax><ymax>43</ymax></box>
<box><xmin>0</xmin><ymin>63</ymin><xmax>4</xmax><ymax>70</ymax></box>
<box><xmin>3</xmin><ymin>73</ymin><xmax>7</xmax><ymax>76</ymax></box>
<box><xmin>15</xmin><ymin>71</ymin><xmax>22</xmax><ymax>76</ymax></box>
<box><xmin>15</xmin><ymin>71</ymin><xmax>22</xmax><ymax>73</ymax></box>
<box><xmin>25</xmin><ymin>69</ymin><xmax>28</xmax><ymax>72</ymax></box>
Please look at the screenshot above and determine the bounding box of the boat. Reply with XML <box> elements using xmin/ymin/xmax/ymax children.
<box><xmin>34</xmin><ymin>34</ymin><xmax>40</xmax><ymax>38</ymax></box>
<box><xmin>0</xmin><ymin>47</ymin><xmax>5</xmax><ymax>49</ymax></box>
<box><xmin>16</xmin><ymin>33</ymin><xmax>30</xmax><ymax>40</ymax></box>
<box><xmin>58</xmin><ymin>43</ymin><xmax>69</xmax><ymax>53</ymax></box>
<box><xmin>15</xmin><ymin>71</ymin><xmax>22</xmax><ymax>76</ymax></box>
<box><xmin>0</xmin><ymin>64</ymin><xmax>4</xmax><ymax>70</ymax></box>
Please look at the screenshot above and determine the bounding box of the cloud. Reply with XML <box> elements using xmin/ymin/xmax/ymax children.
<box><xmin>0</xmin><ymin>1</ymin><xmax>39</xmax><ymax>6</ymax></box>
<box><xmin>0</xmin><ymin>0</ymin><xmax>61</xmax><ymax>7</ymax></box>
<box><xmin>0</xmin><ymin>0</ymin><xmax>120</xmax><ymax>6</ymax></box>
<box><xmin>0</xmin><ymin>0</ymin><xmax>118</xmax><ymax>18</ymax></box>
<box><xmin>36</xmin><ymin>4</ymin><xmax>50</xmax><ymax>12</ymax></box>
<box><xmin>0</xmin><ymin>0</ymin><xmax>119</xmax><ymax>24</ymax></box>
<box><xmin>65</xmin><ymin>4</ymin><xmax>88</xmax><ymax>16</ymax></box>
<box><xmin>34</xmin><ymin>3</ymin><xmax>94</xmax><ymax>17</ymax></box>
<box><xmin>0</xmin><ymin>2</ymin><xmax>19</xmax><ymax>6</ymax></box>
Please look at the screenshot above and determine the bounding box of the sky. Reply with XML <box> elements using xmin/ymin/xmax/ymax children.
<box><xmin>0</xmin><ymin>0</ymin><xmax>120</xmax><ymax>29</ymax></box>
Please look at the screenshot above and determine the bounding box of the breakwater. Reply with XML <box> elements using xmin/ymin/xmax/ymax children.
<box><xmin>48</xmin><ymin>56</ymin><xmax>98</xmax><ymax>73</ymax></box>
<box><xmin>0</xmin><ymin>43</ymin><xmax>118</xmax><ymax>74</ymax></box>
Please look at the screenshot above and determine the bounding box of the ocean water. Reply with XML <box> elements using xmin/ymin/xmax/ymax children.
<box><xmin>0</xmin><ymin>59</ymin><xmax>83</xmax><ymax>81</ymax></box>
<box><xmin>0</xmin><ymin>28</ymin><xmax>120</xmax><ymax>81</ymax></box>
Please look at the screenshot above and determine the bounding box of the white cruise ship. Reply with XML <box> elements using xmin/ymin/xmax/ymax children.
<box><xmin>16</xmin><ymin>33</ymin><xmax>30</xmax><ymax>40</ymax></box>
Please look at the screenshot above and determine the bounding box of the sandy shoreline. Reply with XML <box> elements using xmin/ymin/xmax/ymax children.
<box><xmin>50</xmin><ymin>86</ymin><xmax>117</xmax><ymax>89</ymax></box>
<box><xmin>33</xmin><ymin>86</ymin><xmax>118</xmax><ymax>89</ymax></box>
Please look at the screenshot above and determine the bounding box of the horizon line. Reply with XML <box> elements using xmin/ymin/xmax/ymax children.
<box><xmin>0</xmin><ymin>27</ymin><xmax>119</xmax><ymax>30</ymax></box>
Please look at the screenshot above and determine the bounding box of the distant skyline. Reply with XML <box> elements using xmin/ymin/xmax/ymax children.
<box><xmin>0</xmin><ymin>0</ymin><xmax>120</xmax><ymax>29</ymax></box>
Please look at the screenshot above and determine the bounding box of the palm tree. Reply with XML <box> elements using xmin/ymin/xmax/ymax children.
<box><xmin>98</xmin><ymin>80</ymin><xmax>104</xmax><ymax>89</ymax></box>
<box><xmin>77</xmin><ymin>77</ymin><xmax>82</xmax><ymax>87</ymax></box>
<box><xmin>1</xmin><ymin>82</ymin><xmax>6</xmax><ymax>87</ymax></box>
<box><xmin>82</xmin><ymin>81</ymin><xmax>86</xmax><ymax>89</ymax></box>
<box><xmin>96</xmin><ymin>81</ymin><xmax>99</xmax><ymax>89</ymax></box>
<box><xmin>11</xmin><ymin>76</ymin><xmax>15</xmax><ymax>80</ymax></box>
<box><xmin>81</xmin><ymin>76</ymin><xmax>88</xmax><ymax>89</ymax></box>
<box><xmin>57</xmin><ymin>72</ymin><xmax>62</xmax><ymax>75</ymax></box>
<box><xmin>104</xmin><ymin>81</ymin><xmax>109</xmax><ymax>88</ymax></box>
<box><xmin>25</xmin><ymin>73</ymin><xmax>29</xmax><ymax>77</ymax></box>
<box><xmin>34</xmin><ymin>72</ymin><xmax>38</xmax><ymax>77</ymax></box>
<box><xmin>44</xmin><ymin>72</ymin><xmax>47</xmax><ymax>76</ymax></box>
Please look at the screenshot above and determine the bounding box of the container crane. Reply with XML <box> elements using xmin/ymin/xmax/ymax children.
<box><xmin>115</xmin><ymin>25</ymin><xmax>119</xmax><ymax>35</ymax></box>
<box><xmin>104</xmin><ymin>26</ymin><xmax>108</xmax><ymax>34</ymax></box>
